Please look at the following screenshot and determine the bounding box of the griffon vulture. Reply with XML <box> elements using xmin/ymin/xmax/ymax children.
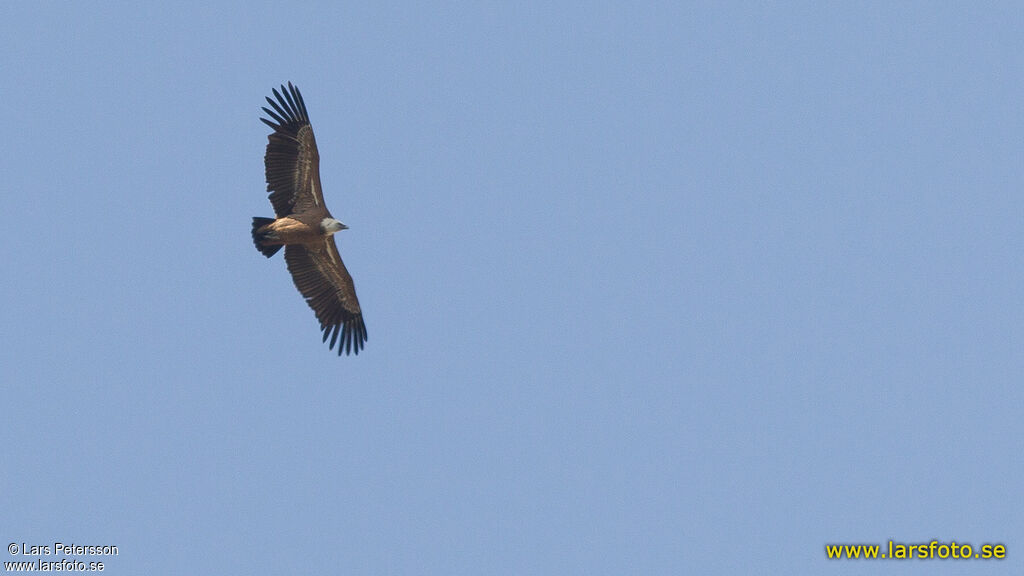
<box><xmin>251</xmin><ymin>83</ymin><xmax>367</xmax><ymax>356</ymax></box>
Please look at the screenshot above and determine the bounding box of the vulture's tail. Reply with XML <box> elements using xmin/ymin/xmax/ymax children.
<box><xmin>252</xmin><ymin>217</ymin><xmax>283</xmax><ymax>258</ymax></box>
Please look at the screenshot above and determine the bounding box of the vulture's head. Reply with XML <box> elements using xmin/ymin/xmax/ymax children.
<box><xmin>320</xmin><ymin>218</ymin><xmax>349</xmax><ymax>235</ymax></box>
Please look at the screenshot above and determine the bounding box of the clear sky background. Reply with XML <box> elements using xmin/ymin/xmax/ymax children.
<box><xmin>2</xmin><ymin>2</ymin><xmax>1021</xmax><ymax>574</ymax></box>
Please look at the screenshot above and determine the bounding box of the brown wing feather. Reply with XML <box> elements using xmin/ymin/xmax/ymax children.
<box><xmin>284</xmin><ymin>241</ymin><xmax>367</xmax><ymax>356</ymax></box>
<box><xmin>261</xmin><ymin>83</ymin><xmax>328</xmax><ymax>217</ymax></box>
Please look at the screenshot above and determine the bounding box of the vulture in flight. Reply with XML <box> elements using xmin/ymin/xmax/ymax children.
<box><xmin>251</xmin><ymin>82</ymin><xmax>367</xmax><ymax>355</ymax></box>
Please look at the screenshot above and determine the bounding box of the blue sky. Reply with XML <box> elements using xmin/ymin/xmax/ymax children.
<box><xmin>2</xmin><ymin>2</ymin><xmax>1021</xmax><ymax>574</ymax></box>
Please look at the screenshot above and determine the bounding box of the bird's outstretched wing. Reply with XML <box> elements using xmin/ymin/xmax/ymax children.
<box><xmin>261</xmin><ymin>82</ymin><xmax>327</xmax><ymax>217</ymax></box>
<box><xmin>284</xmin><ymin>240</ymin><xmax>367</xmax><ymax>356</ymax></box>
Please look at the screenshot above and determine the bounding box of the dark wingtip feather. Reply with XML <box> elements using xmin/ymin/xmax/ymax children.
<box><xmin>320</xmin><ymin>316</ymin><xmax>367</xmax><ymax>356</ymax></box>
<box><xmin>261</xmin><ymin>106</ymin><xmax>286</xmax><ymax>125</ymax></box>
<box><xmin>330</xmin><ymin>324</ymin><xmax>341</xmax><ymax>349</ymax></box>
<box><xmin>265</xmin><ymin>96</ymin><xmax>290</xmax><ymax>121</ymax></box>
<box><xmin>260</xmin><ymin>82</ymin><xmax>311</xmax><ymax>130</ymax></box>
<box><xmin>280</xmin><ymin>84</ymin><xmax>298</xmax><ymax>114</ymax></box>
<box><xmin>291</xmin><ymin>83</ymin><xmax>308</xmax><ymax>119</ymax></box>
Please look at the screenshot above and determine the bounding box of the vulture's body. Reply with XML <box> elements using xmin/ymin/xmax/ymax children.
<box><xmin>251</xmin><ymin>83</ymin><xmax>367</xmax><ymax>356</ymax></box>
